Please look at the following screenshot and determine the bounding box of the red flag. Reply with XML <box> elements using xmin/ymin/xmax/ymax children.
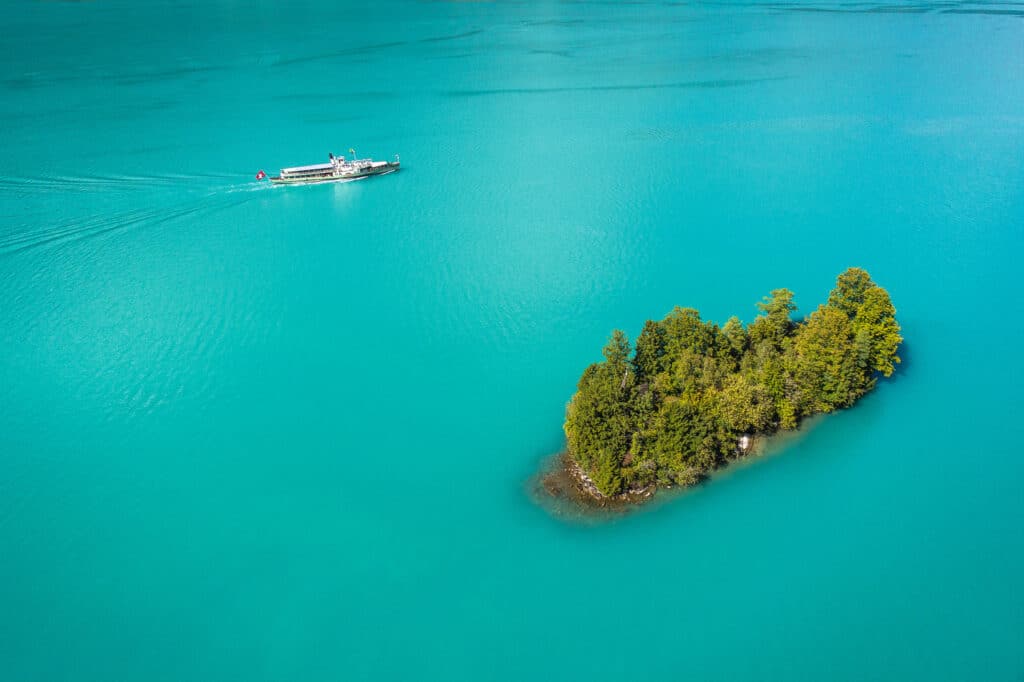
<box><xmin>255</xmin><ymin>170</ymin><xmax>267</xmax><ymax>181</ymax></box>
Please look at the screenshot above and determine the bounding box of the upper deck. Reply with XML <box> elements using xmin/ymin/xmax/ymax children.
<box><xmin>280</xmin><ymin>162</ymin><xmax>335</xmax><ymax>175</ymax></box>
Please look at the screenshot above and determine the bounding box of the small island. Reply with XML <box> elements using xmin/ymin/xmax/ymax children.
<box><xmin>548</xmin><ymin>268</ymin><xmax>902</xmax><ymax>506</ymax></box>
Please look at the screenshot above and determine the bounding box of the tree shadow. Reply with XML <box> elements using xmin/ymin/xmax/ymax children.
<box><xmin>889</xmin><ymin>340</ymin><xmax>913</xmax><ymax>382</ymax></box>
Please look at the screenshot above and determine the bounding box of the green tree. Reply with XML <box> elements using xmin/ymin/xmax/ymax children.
<box><xmin>603</xmin><ymin>329</ymin><xmax>632</xmax><ymax>379</ymax></box>
<box><xmin>792</xmin><ymin>304</ymin><xmax>861</xmax><ymax>411</ymax></box>
<box><xmin>828</xmin><ymin>267</ymin><xmax>874</xmax><ymax>318</ymax></box>
<box><xmin>720</xmin><ymin>316</ymin><xmax>749</xmax><ymax>363</ymax></box>
<box><xmin>633</xmin><ymin>320</ymin><xmax>666</xmax><ymax>379</ymax></box>
<box><xmin>719</xmin><ymin>373</ymin><xmax>776</xmax><ymax>433</ymax></box>
<box><xmin>663</xmin><ymin>307</ymin><xmax>717</xmax><ymax>360</ymax></box>
<box><xmin>564</xmin><ymin>332</ymin><xmax>636</xmax><ymax>493</ymax></box>
<box><xmin>750</xmin><ymin>288</ymin><xmax>797</xmax><ymax>347</ymax></box>
<box><xmin>650</xmin><ymin>395</ymin><xmax>727</xmax><ymax>477</ymax></box>
<box><xmin>591</xmin><ymin>448</ymin><xmax>623</xmax><ymax>496</ymax></box>
<box><xmin>851</xmin><ymin>285</ymin><xmax>902</xmax><ymax>377</ymax></box>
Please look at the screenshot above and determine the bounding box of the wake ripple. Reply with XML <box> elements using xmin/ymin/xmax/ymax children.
<box><xmin>0</xmin><ymin>171</ymin><xmax>238</xmax><ymax>197</ymax></box>
<box><xmin>0</xmin><ymin>174</ymin><xmax>262</xmax><ymax>256</ymax></box>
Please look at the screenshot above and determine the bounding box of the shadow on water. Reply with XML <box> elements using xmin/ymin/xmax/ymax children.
<box><xmin>528</xmin><ymin>49</ymin><xmax>573</xmax><ymax>58</ymax></box>
<box><xmin>767</xmin><ymin>1</ymin><xmax>1024</xmax><ymax>15</ymax></box>
<box><xmin>444</xmin><ymin>77</ymin><xmax>783</xmax><ymax>98</ymax></box>
<box><xmin>107</xmin><ymin>64</ymin><xmax>227</xmax><ymax>87</ymax></box>
<box><xmin>274</xmin><ymin>29</ymin><xmax>483</xmax><ymax>67</ymax></box>
<box><xmin>519</xmin><ymin>19</ymin><xmax>585</xmax><ymax>27</ymax></box>
<box><xmin>418</xmin><ymin>29</ymin><xmax>483</xmax><ymax>43</ymax></box>
<box><xmin>3</xmin><ymin>64</ymin><xmax>228</xmax><ymax>91</ymax></box>
<box><xmin>941</xmin><ymin>8</ymin><xmax>1024</xmax><ymax>15</ymax></box>
<box><xmin>890</xmin><ymin>340</ymin><xmax>913</xmax><ymax>382</ymax></box>
<box><xmin>275</xmin><ymin>42</ymin><xmax>411</xmax><ymax>67</ymax></box>
<box><xmin>271</xmin><ymin>91</ymin><xmax>398</xmax><ymax>103</ymax></box>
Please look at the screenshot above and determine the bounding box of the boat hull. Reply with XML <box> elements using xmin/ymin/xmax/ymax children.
<box><xmin>269</xmin><ymin>161</ymin><xmax>400</xmax><ymax>186</ymax></box>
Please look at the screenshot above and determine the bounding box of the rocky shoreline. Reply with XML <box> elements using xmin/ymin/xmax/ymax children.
<box><xmin>536</xmin><ymin>434</ymin><xmax>766</xmax><ymax>512</ymax></box>
<box><xmin>538</xmin><ymin>452</ymin><xmax>656</xmax><ymax>510</ymax></box>
<box><xmin>568</xmin><ymin>456</ymin><xmax>657</xmax><ymax>504</ymax></box>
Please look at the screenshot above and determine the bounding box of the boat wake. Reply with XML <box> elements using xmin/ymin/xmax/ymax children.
<box><xmin>0</xmin><ymin>175</ymin><xmax>260</xmax><ymax>256</ymax></box>
<box><xmin>222</xmin><ymin>182</ymin><xmax>277</xmax><ymax>194</ymax></box>
<box><xmin>0</xmin><ymin>172</ymin><xmax>238</xmax><ymax>198</ymax></box>
<box><xmin>0</xmin><ymin>164</ymin><xmax>391</xmax><ymax>256</ymax></box>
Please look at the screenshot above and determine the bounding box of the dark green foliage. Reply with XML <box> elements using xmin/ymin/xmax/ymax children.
<box><xmin>634</xmin><ymin>320</ymin><xmax>667</xmax><ymax>379</ymax></box>
<box><xmin>651</xmin><ymin>396</ymin><xmax>727</xmax><ymax>477</ymax></box>
<box><xmin>564</xmin><ymin>268</ymin><xmax>902</xmax><ymax>496</ymax></box>
<box><xmin>563</xmin><ymin>332</ymin><xmax>635</xmax><ymax>495</ymax></box>
<box><xmin>591</xmin><ymin>449</ymin><xmax>623</xmax><ymax>496</ymax></box>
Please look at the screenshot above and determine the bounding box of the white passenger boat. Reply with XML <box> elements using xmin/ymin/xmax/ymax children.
<box><xmin>257</xmin><ymin>150</ymin><xmax>400</xmax><ymax>186</ymax></box>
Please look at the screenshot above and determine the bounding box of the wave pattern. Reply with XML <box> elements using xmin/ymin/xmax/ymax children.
<box><xmin>0</xmin><ymin>172</ymin><xmax>237</xmax><ymax>197</ymax></box>
<box><xmin>0</xmin><ymin>174</ymin><xmax>258</xmax><ymax>256</ymax></box>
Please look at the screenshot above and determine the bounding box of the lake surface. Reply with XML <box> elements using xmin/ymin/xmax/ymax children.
<box><xmin>2</xmin><ymin>1</ymin><xmax>1023</xmax><ymax>679</ymax></box>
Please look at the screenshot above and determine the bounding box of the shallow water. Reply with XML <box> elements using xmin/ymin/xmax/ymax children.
<box><xmin>2</xmin><ymin>1</ymin><xmax>1023</xmax><ymax>679</ymax></box>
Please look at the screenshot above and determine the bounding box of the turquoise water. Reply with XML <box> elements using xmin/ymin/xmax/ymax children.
<box><xmin>2</xmin><ymin>1</ymin><xmax>1023</xmax><ymax>679</ymax></box>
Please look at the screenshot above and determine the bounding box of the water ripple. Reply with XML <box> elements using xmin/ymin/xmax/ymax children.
<box><xmin>0</xmin><ymin>188</ymin><xmax>257</xmax><ymax>256</ymax></box>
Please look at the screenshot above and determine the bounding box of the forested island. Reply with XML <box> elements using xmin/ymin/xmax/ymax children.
<box><xmin>554</xmin><ymin>268</ymin><xmax>902</xmax><ymax>504</ymax></box>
